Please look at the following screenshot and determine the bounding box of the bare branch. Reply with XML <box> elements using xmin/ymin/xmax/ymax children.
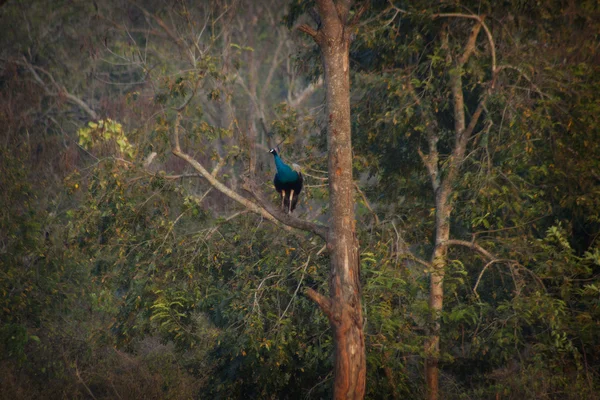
<box><xmin>171</xmin><ymin>148</ymin><xmax>328</xmax><ymax>239</ymax></box>
<box><xmin>62</xmin><ymin>90</ymin><xmax>99</xmax><ymax>121</ymax></box>
<box><xmin>74</xmin><ymin>362</ymin><xmax>97</xmax><ymax>400</ymax></box>
<box><xmin>305</xmin><ymin>287</ymin><xmax>333</xmax><ymax>320</ymax></box>
<box><xmin>390</xmin><ymin>10</ymin><xmax>496</xmax><ymax>76</ymax></box>
<box><xmin>259</xmin><ymin>33</ymin><xmax>286</xmax><ymax>106</ymax></box>
<box><xmin>354</xmin><ymin>182</ymin><xmax>379</xmax><ymax>225</ymax></box>
<box><xmin>349</xmin><ymin>1</ymin><xmax>370</xmax><ymax>27</ymax></box>
<box><xmin>277</xmin><ymin>255</ymin><xmax>311</xmax><ymax>324</ymax></box>
<box><xmin>432</xmin><ymin>13</ymin><xmax>496</xmax><ymax>75</ymax></box>
<box><xmin>463</xmin><ymin>93</ymin><xmax>488</xmax><ymax>139</ymax></box>
<box><xmin>211</xmin><ymin>156</ymin><xmax>226</xmax><ymax>177</ymax></box>
<box><xmin>173</xmin><ymin>112</ymin><xmax>182</xmax><ymax>152</ymax></box>
<box><xmin>173</xmin><ymin>149</ymin><xmax>281</xmax><ymax>226</ymax></box>
<box><xmin>402</xmin><ymin>253</ymin><xmax>432</xmax><ymax>269</ymax></box>
<box><xmin>446</xmin><ymin>239</ymin><xmax>495</xmax><ymax>260</ymax></box>
<box><xmin>235</xmin><ymin>75</ymin><xmax>266</xmax><ymax>122</ymax></box>
<box><xmin>495</xmin><ymin>64</ymin><xmax>548</xmax><ymax>97</ymax></box>
<box><xmin>163</xmin><ymin>173</ymin><xmax>202</xmax><ymax>180</ymax></box>
<box><xmin>20</xmin><ymin>58</ymin><xmax>99</xmax><ymax>120</ymax></box>
<box><xmin>288</xmin><ymin>77</ymin><xmax>323</xmax><ymax>108</ymax></box>
<box><xmin>298</xmin><ymin>24</ymin><xmax>319</xmax><ymax>40</ymax></box>
<box><xmin>130</xmin><ymin>1</ymin><xmax>195</xmax><ymax>65</ymax></box>
<box><xmin>472</xmin><ymin>259</ymin><xmax>506</xmax><ymax>298</ymax></box>
<box><xmin>243</xmin><ymin>179</ymin><xmax>329</xmax><ymax>239</ymax></box>
<box><xmin>445</xmin><ymin>239</ymin><xmax>546</xmax><ymax>298</ymax></box>
<box><xmin>205</xmin><ymin>210</ymin><xmax>250</xmax><ymax>239</ymax></box>
<box><xmin>458</xmin><ymin>19</ymin><xmax>483</xmax><ymax>66</ymax></box>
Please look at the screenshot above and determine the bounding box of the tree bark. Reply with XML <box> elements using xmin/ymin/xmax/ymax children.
<box><xmin>425</xmin><ymin>185</ymin><xmax>451</xmax><ymax>400</ymax></box>
<box><xmin>300</xmin><ymin>1</ymin><xmax>366</xmax><ymax>399</ymax></box>
<box><xmin>422</xmin><ymin>20</ymin><xmax>485</xmax><ymax>400</ymax></box>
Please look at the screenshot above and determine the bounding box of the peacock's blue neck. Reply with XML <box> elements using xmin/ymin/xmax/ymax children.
<box><xmin>273</xmin><ymin>154</ymin><xmax>298</xmax><ymax>183</ymax></box>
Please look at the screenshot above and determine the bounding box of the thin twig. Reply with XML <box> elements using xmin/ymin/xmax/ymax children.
<box><xmin>278</xmin><ymin>255</ymin><xmax>311</xmax><ymax>324</ymax></box>
<box><xmin>74</xmin><ymin>362</ymin><xmax>97</xmax><ymax>400</ymax></box>
<box><xmin>354</xmin><ymin>182</ymin><xmax>380</xmax><ymax>225</ymax></box>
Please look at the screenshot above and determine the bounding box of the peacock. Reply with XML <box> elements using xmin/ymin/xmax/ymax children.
<box><xmin>269</xmin><ymin>148</ymin><xmax>303</xmax><ymax>213</ymax></box>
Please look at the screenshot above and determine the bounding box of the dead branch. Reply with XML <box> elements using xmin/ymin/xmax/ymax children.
<box><xmin>19</xmin><ymin>58</ymin><xmax>99</xmax><ymax>120</ymax></box>
<box><xmin>354</xmin><ymin>182</ymin><xmax>380</xmax><ymax>225</ymax></box>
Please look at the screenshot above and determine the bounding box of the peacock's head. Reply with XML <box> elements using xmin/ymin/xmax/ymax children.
<box><xmin>269</xmin><ymin>148</ymin><xmax>278</xmax><ymax>156</ymax></box>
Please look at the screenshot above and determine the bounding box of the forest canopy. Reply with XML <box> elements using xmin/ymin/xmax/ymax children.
<box><xmin>1</xmin><ymin>0</ymin><xmax>599</xmax><ymax>399</ymax></box>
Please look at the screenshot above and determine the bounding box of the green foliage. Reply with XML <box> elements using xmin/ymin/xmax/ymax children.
<box><xmin>78</xmin><ymin>119</ymin><xmax>135</xmax><ymax>159</ymax></box>
<box><xmin>2</xmin><ymin>0</ymin><xmax>600</xmax><ymax>398</ymax></box>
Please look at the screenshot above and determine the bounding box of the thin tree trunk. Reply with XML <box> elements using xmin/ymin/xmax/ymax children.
<box><xmin>423</xmin><ymin>20</ymin><xmax>485</xmax><ymax>400</ymax></box>
<box><xmin>425</xmin><ymin>186</ymin><xmax>451</xmax><ymax>400</ymax></box>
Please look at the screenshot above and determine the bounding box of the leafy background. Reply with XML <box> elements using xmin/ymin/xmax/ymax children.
<box><xmin>0</xmin><ymin>0</ymin><xmax>599</xmax><ymax>399</ymax></box>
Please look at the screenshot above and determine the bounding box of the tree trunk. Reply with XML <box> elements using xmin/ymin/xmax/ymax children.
<box><xmin>425</xmin><ymin>186</ymin><xmax>452</xmax><ymax>400</ymax></box>
<box><xmin>323</xmin><ymin>32</ymin><xmax>366</xmax><ymax>400</ymax></box>
<box><xmin>423</xmin><ymin>20</ymin><xmax>484</xmax><ymax>399</ymax></box>
<box><xmin>300</xmin><ymin>1</ymin><xmax>366</xmax><ymax>399</ymax></box>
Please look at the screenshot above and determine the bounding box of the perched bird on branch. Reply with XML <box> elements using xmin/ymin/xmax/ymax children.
<box><xmin>269</xmin><ymin>148</ymin><xmax>303</xmax><ymax>213</ymax></box>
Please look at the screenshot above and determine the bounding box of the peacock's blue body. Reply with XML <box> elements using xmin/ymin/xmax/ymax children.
<box><xmin>270</xmin><ymin>149</ymin><xmax>303</xmax><ymax>213</ymax></box>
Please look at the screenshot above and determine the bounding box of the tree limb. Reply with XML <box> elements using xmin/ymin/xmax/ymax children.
<box><xmin>20</xmin><ymin>58</ymin><xmax>99</xmax><ymax>120</ymax></box>
<box><xmin>298</xmin><ymin>24</ymin><xmax>319</xmax><ymax>40</ymax></box>
<box><xmin>288</xmin><ymin>77</ymin><xmax>323</xmax><ymax>108</ymax></box>
<box><xmin>445</xmin><ymin>239</ymin><xmax>546</xmax><ymax>297</ymax></box>
<box><xmin>354</xmin><ymin>182</ymin><xmax>379</xmax><ymax>225</ymax></box>
<box><xmin>171</xmin><ymin>149</ymin><xmax>329</xmax><ymax>239</ymax></box>
<box><xmin>432</xmin><ymin>13</ymin><xmax>495</xmax><ymax>74</ymax></box>
<box><xmin>129</xmin><ymin>1</ymin><xmax>195</xmax><ymax>65</ymax></box>
<box><xmin>333</xmin><ymin>0</ymin><xmax>353</xmax><ymax>23</ymax></box>
<box><xmin>463</xmin><ymin>93</ymin><xmax>488</xmax><ymax>140</ymax></box>
<box><xmin>349</xmin><ymin>1</ymin><xmax>370</xmax><ymax>27</ymax></box>
<box><xmin>173</xmin><ymin>149</ymin><xmax>277</xmax><ymax>227</ymax></box>
<box><xmin>259</xmin><ymin>32</ymin><xmax>286</xmax><ymax>106</ymax></box>
<box><xmin>472</xmin><ymin>259</ymin><xmax>507</xmax><ymax>298</ymax></box>
<box><xmin>495</xmin><ymin>64</ymin><xmax>548</xmax><ymax>97</ymax></box>
<box><xmin>458</xmin><ymin>19</ymin><xmax>483</xmax><ymax>67</ymax></box>
<box><xmin>243</xmin><ymin>179</ymin><xmax>329</xmax><ymax>239</ymax></box>
<box><xmin>305</xmin><ymin>287</ymin><xmax>333</xmax><ymax>320</ymax></box>
<box><xmin>446</xmin><ymin>239</ymin><xmax>495</xmax><ymax>260</ymax></box>
<box><xmin>402</xmin><ymin>253</ymin><xmax>432</xmax><ymax>269</ymax></box>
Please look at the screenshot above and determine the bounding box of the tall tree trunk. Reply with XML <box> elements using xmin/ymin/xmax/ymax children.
<box><xmin>299</xmin><ymin>1</ymin><xmax>366</xmax><ymax>399</ymax></box>
<box><xmin>423</xmin><ymin>20</ymin><xmax>485</xmax><ymax>400</ymax></box>
<box><xmin>323</xmin><ymin>25</ymin><xmax>365</xmax><ymax>400</ymax></box>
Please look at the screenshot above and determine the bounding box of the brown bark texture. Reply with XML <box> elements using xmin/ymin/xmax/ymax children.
<box><xmin>300</xmin><ymin>1</ymin><xmax>366</xmax><ymax>399</ymax></box>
